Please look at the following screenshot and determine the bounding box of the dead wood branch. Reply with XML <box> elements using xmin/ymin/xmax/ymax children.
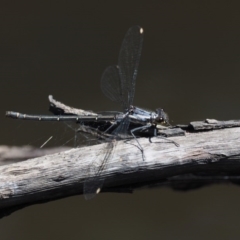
<box><xmin>0</xmin><ymin>146</ymin><xmax>71</xmax><ymax>166</ymax></box>
<box><xmin>48</xmin><ymin>95</ymin><xmax>97</xmax><ymax>116</ymax></box>
<box><xmin>1</xmin><ymin>125</ymin><xmax>240</xmax><ymax>218</ymax></box>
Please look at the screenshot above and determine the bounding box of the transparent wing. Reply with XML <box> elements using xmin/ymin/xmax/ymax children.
<box><xmin>84</xmin><ymin>26</ymin><xmax>143</xmax><ymax>199</ymax></box>
<box><xmin>112</xmin><ymin>115</ymin><xmax>130</xmax><ymax>138</ymax></box>
<box><xmin>84</xmin><ymin>140</ymin><xmax>114</xmax><ymax>200</ymax></box>
<box><xmin>101</xmin><ymin>26</ymin><xmax>144</xmax><ymax>110</ymax></box>
<box><xmin>118</xmin><ymin>25</ymin><xmax>144</xmax><ymax>109</ymax></box>
<box><xmin>83</xmin><ymin>117</ymin><xmax>130</xmax><ymax>200</ymax></box>
<box><xmin>101</xmin><ymin>65</ymin><xmax>124</xmax><ymax>106</ymax></box>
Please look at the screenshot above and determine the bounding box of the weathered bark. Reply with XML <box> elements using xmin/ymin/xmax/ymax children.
<box><xmin>1</xmin><ymin>125</ymin><xmax>240</xmax><ymax>219</ymax></box>
<box><xmin>0</xmin><ymin>145</ymin><xmax>70</xmax><ymax>166</ymax></box>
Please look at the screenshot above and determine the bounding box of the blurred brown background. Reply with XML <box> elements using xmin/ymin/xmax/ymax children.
<box><xmin>1</xmin><ymin>1</ymin><xmax>240</xmax><ymax>239</ymax></box>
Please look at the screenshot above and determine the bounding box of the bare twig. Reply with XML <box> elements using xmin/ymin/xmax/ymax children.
<box><xmin>48</xmin><ymin>95</ymin><xmax>97</xmax><ymax>116</ymax></box>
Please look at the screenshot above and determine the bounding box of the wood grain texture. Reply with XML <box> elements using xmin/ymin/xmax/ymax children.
<box><xmin>1</xmin><ymin>126</ymin><xmax>240</xmax><ymax>218</ymax></box>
